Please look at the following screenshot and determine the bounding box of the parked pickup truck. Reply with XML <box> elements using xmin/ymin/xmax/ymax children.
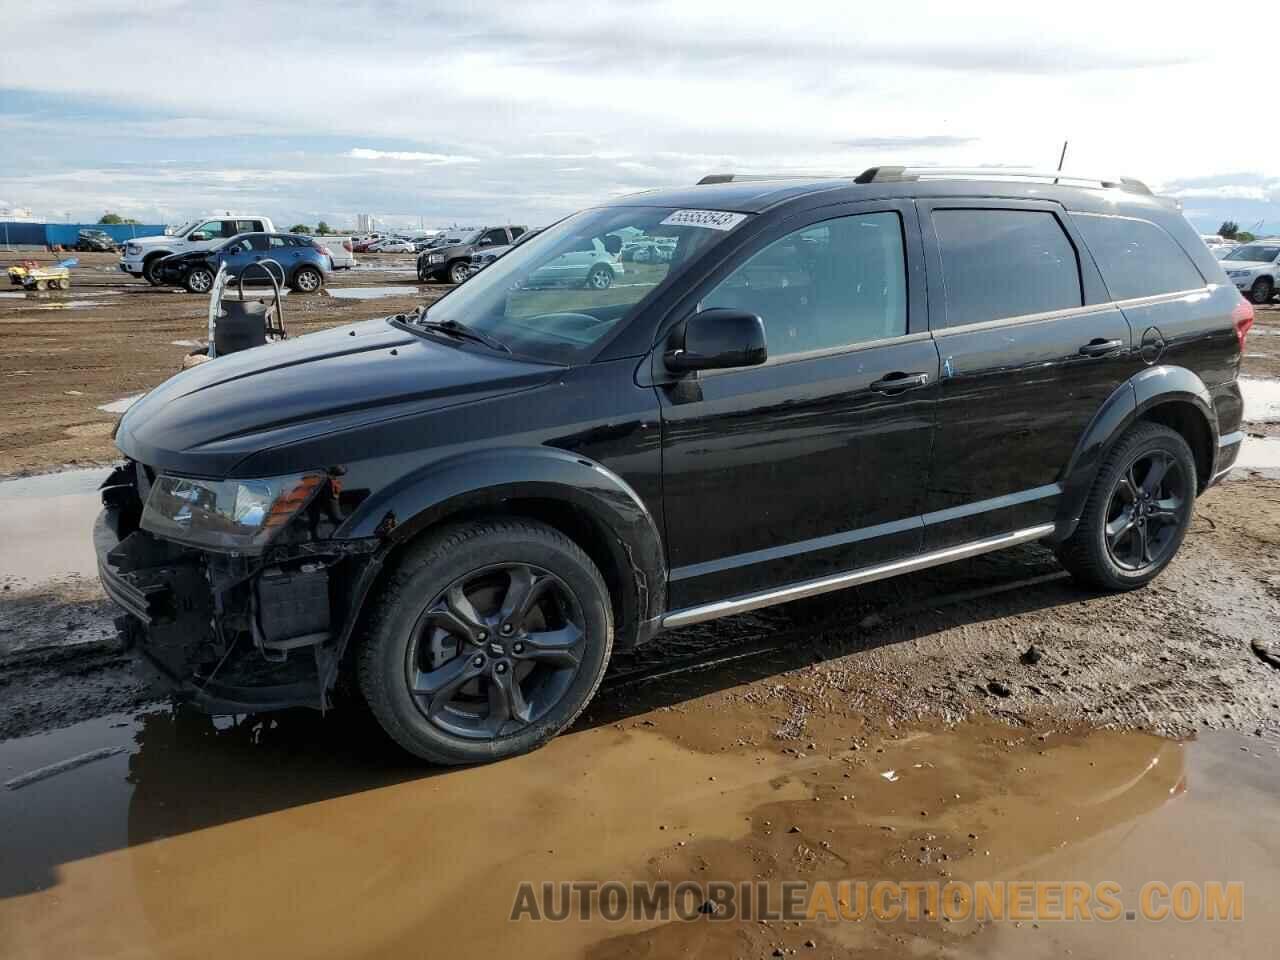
<box><xmin>418</xmin><ymin>225</ymin><xmax>527</xmax><ymax>284</ymax></box>
<box><xmin>120</xmin><ymin>215</ymin><xmax>276</xmax><ymax>285</ymax></box>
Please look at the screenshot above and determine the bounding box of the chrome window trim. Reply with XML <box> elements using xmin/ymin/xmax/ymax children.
<box><xmin>700</xmin><ymin>330</ymin><xmax>933</xmax><ymax>375</ymax></box>
<box><xmin>931</xmin><ymin>285</ymin><xmax>1214</xmax><ymax>339</ymax></box>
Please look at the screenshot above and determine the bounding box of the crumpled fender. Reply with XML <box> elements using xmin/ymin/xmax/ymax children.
<box><xmin>1053</xmin><ymin>365</ymin><xmax>1218</xmax><ymax>540</ymax></box>
<box><xmin>337</xmin><ymin>446</ymin><xmax>667</xmax><ymax>633</ymax></box>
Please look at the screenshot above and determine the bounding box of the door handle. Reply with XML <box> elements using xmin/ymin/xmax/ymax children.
<box><xmin>870</xmin><ymin>372</ymin><xmax>930</xmax><ymax>394</ymax></box>
<box><xmin>1078</xmin><ymin>338</ymin><xmax>1124</xmax><ymax>357</ymax></box>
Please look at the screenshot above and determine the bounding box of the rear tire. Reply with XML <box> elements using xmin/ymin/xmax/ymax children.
<box><xmin>1055</xmin><ymin>422</ymin><xmax>1197</xmax><ymax>591</ymax></box>
<box><xmin>1250</xmin><ymin>277</ymin><xmax>1274</xmax><ymax>305</ymax></box>
<box><xmin>585</xmin><ymin>265</ymin><xmax>613</xmax><ymax>290</ymax></box>
<box><xmin>184</xmin><ymin>267</ymin><xmax>215</xmax><ymax>294</ymax></box>
<box><xmin>358</xmin><ymin>519</ymin><xmax>613</xmax><ymax>764</ymax></box>
<box><xmin>291</xmin><ymin>266</ymin><xmax>323</xmax><ymax>293</ymax></box>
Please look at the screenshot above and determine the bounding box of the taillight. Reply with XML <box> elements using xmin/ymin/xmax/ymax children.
<box><xmin>1233</xmin><ymin>295</ymin><xmax>1255</xmax><ymax>351</ymax></box>
<box><xmin>343</xmin><ymin>240</ymin><xmax>352</xmax><ymax>252</ymax></box>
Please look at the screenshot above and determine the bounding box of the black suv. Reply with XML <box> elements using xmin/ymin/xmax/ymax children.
<box><xmin>417</xmin><ymin>225</ymin><xmax>527</xmax><ymax>284</ymax></box>
<box><xmin>96</xmin><ymin>168</ymin><xmax>1250</xmax><ymax>764</ymax></box>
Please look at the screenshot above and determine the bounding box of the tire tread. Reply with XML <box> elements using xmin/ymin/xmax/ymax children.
<box><xmin>357</xmin><ymin>518</ymin><xmax>612</xmax><ymax>764</ymax></box>
<box><xmin>1056</xmin><ymin>422</ymin><xmax>1195</xmax><ymax>591</ymax></box>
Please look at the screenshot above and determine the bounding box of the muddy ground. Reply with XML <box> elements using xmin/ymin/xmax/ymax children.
<box><xmin>0</xmin><ymin>250</ymin><xmax>440</xmax><ymax>478</ymax></box>
<box><xmin>2</xmin><ymin>253</ymin><xmax>1280</xmax><ymax>957</ymax></box>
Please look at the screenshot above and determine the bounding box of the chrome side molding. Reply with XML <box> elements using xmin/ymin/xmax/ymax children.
<box><xmin>661</xmin><ymin>523</ymin><xmax>1057</xmax><ymax>629</ymax></box>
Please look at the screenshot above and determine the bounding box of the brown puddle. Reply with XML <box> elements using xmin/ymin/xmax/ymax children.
<box><xmin>0</xmin><ymin>700</ymin><xmax>1276</xmax><ymax>959</ymax></box>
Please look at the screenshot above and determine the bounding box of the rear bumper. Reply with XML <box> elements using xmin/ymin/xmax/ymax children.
<box><xmin>1211</xmin><ymin>430</ymin><xmax>1244</xmax><ymax>485</ymax></box>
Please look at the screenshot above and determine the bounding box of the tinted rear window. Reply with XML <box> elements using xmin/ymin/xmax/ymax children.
<box><xmin>932</xmin><ymin>209</ymin><xmax>1082</xmax><ymax>328</ymax></box>
<box><xmin>1074</xmin><ymin>214</ymin><xmax>1204</xmax><ymax>300</ymax></box>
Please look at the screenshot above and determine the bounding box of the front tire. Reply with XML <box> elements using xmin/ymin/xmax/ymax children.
<box><xmin>1250</xmin><ymin>277</ymin><xmax>1274</xmax><ymax>305</ymax></box>
<box><xmin>142</xmin><ymin>257</ymin><xmax>166</xmax><ymax>286</ymax></box>
<box><xmin>358</xmin><ymin>519</ymin><xmax>613</xmax><ymax>764</ymax></box>
<box><xmin>449</xmin><ymin>261</ymin><xmax>471</xmax><ymax>285</ymax></box>
<box><xmin>1056</xmin><ymin>422</ymin><xmax>1196</xmax><ymax>591</ymax></box>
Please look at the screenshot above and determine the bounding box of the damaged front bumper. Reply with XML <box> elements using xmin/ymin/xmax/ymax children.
<box><xmin>95</xmin><ymin>462</ymin><xmax>384</xmax><ymax>714</ymax></box>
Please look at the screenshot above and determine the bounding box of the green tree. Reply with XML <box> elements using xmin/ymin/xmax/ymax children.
<box><xmin>289</xmin><ymin>223</ymin><xmax>313</xmax><ymax>234</ymax></box>
<box><xmin>1218</xmin><ymin>220</ymin><xmax>1239</xmax><ymax>239</ymax></box>
<box><xmin>316</xmin><ymin>221</ymin><xmax>332</xmax><ymax>235</ymax></box>
<box><xmin>1236</xmin><ymin>230</ymin><xmax>1256</xmax><ymax>243</ymax></box>
<box><xmin>98</xmin><ymin>212</ymin><xmax>140</xmax><ymax>225</ymax></box>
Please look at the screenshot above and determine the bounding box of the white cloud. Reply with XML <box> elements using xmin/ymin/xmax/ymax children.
<box><xmin>346</xmin><ymin>148</ymin><xmax>478</xmax><ymax>164</ymax></box>
<box><xmin>1169</xmin><ymin>185</ymin><xmax>1274</xmax><ymax>202</ymax></box>
<box><xmin>2</xmin><ymin>0</ymin><xmax>1277</xmax><ymax>227</ymax></box>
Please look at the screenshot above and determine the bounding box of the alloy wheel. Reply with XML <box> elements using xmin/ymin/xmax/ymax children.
<box><xmin>1103</xmin><ymin>450</ymin><xmax>1188</xmax><ymax>572</ymax></box>
<box><xmin>188</xmin><ymin>269</ymin><xmax>213</xmax><ymax>293</ymax></box>
<box><xmin>406</xmin><ymin>563</ymin><xmax>587</xmax><ymax>740</ymax></box>
<box><xmin>296</xmin><ymin>269</ymin><xmax>321</xmax><ymax>292</ymax></box>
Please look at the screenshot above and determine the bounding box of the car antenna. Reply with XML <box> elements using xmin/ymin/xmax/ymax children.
<box><xmin>1053</xmin><ymin>140</ymin><xmax>1068</xmax><ymax>185</ymax></box>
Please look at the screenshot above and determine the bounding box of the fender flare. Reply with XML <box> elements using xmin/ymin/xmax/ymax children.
<box><xmin>338</xmin><ymin>445</ymin><xmax>667</xmax><ymax>636</ymax></box>
<box><xmin>1053</xmin><ymin>365</ymin><xmax>1218</xmax><ymax>541</ymax></box>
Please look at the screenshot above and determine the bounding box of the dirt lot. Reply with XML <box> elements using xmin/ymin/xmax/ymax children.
<box><xmin>2</xmin><ymin>254</ymin><xmax>1280</xmax><ymax>958</ymax></box>
<box><xmin>0</xmin><ymin>250</ymin><xmax>443</xmax><ymax>477</ymax></box>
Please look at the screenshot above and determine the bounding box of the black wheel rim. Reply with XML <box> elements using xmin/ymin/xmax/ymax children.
<box><xmin>406</xmin><ymin>563</ymin><xmax>587</xmax><ymax>741</ymax></box>
<box><xmin>1104</xmin><ymin>450</ymin><xmax>1188</xmax><ymax>572</ymax></box>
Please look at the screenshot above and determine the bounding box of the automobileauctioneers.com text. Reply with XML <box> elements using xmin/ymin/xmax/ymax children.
<box><xmin>510</xmin><ymin>879</ymin><xmax>1243</xmax><ymax>924</ymax></box>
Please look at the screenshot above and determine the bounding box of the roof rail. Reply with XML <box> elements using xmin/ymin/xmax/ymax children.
<box><xmin>696</xmin><ymin>173</ymin><xmax>841</xmax><ymax>185</ymax></box>
<box><xmin>853</xmin><ymin>166</ymin><xmax>1153</xmax><ymax>195</ymax></box>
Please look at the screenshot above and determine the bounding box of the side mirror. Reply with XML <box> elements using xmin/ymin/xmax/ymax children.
<box><xmin>665</xmin><ymin>308</ymin><xmax>767</xmax><ymax>372</ymax></box>
<box><xmin>190</xmin><ymin>232</ymin><xmax>209</xmax><ymax>242</ymax></box>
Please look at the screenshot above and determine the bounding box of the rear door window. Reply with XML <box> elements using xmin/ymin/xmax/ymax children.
<box><xmin>237</xmin><ymin>220</ymin><xmax>263</xmax><ymax>233</ymax></box>
<box><xmin>931</xmin><ymin>209</ymin><xmax>1082</xmax><ymax>328</ymax></box>
<box><xmin>1073</xmin><ymin>214</ymin><xmax>1205</xmax><ymax>300</ymax></box>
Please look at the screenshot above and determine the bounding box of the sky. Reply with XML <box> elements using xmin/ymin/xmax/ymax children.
<box><xmin>0</xmin><ymin>0</ymin><xmax>1275</xmax><ymax>234</ymax></box>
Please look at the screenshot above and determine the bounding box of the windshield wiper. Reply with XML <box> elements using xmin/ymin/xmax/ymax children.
<box><xmin>419</xmin><ymin>317</ymin><xmax>510</xmax><ymax>353</ymax></box>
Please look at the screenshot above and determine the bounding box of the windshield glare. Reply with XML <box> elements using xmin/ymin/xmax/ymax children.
<box><xmin>417</xmin><ymin>205</ymin><xmax>749</xmax><ymax>364</ymax></box>
<box><xmin>1225</xmin><ymin>244</ymin><xmax>1280</xmax><ymax>262</ymax></box>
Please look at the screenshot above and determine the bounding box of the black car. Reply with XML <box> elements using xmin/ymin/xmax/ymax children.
<box><xmin>154</xmin><ymin>232</ymin><xmax>332</xmax><ymax>294</ymax></box>
<box><xmin>76</xmin><ymin>228</ymin><xmax>118</xmax><ymax>252</ymax></box>
<box><xmin>96</xmin><ymin>167</ymin><xmax>1248</xmax><ymax>765</ymax></box>
<box><xmin>417</xmin><ymin>224</ymin><xmax>527</xmax><ymax>284</ymax></box>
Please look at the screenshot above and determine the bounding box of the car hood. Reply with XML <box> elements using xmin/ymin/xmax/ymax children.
<box><xmin>426</xmin><ymin>243</ymin><xmax>470</xmax><ymax>258</ymax></box>
<box><xmin>1221</xmin><ymin>260</ymin><xmax>1270</xmax><ymax>271</ymax></box>
<box><xmin>115</xmin><ymin>317</ymin><xmax>561</xmax><ymax>477</ymax></box>
<box><xmin>126</xmin><ymin>235</ymin><xmax>180</xmax><ymax>248</ymax></box>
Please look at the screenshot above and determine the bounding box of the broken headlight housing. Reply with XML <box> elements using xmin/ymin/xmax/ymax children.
<box><xmin>140</xmin><ymin>473</ymin><xmax>325</xmax><ymax>553</ymax></box>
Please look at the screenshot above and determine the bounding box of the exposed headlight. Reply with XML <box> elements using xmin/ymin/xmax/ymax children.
<box><xmin>141</xmin><ymin>472</ymin><xmax>325</xmax><ymax>553</ymax></box>
<box><xmin>126</xmin><ymin>244</ymin><xmax>141</xmax><ymax>256</ymax></box>
<box><xmin>428</xmin><ymin>253</ymin><xmax>445</xmax><ymax>264</ymax></box>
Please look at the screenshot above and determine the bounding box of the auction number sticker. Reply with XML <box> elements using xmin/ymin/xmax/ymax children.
<box><xmin>659</xmin><ymin>209</ymin><xmax>748</xmax><ymax>231</ymax></box>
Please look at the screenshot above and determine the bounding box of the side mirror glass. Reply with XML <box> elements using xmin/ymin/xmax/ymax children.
<box><xmin>190</xmin><ymin>232</ymin><xmax>209</xmax><ymax>242</ymax></box>
<box><xmin>665</xmin><ymin>308</ymin><xmax>767</xmax><ymax>372</ymax></box>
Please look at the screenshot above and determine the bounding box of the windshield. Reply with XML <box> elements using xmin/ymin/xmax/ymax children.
<box><xmin>169</xmin><ymin>219</ymin><xmax>200</xmax><ymax>237</ymax></box>
<box><xmin>416</xmin><ymin>205</ymin><xmax>749</xmax><ymax>364</ymax></box>
<box><xmin>1225</xmin><ymin>244</ymin><xmax>1280</xmax><ymax>262</ymax></box>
